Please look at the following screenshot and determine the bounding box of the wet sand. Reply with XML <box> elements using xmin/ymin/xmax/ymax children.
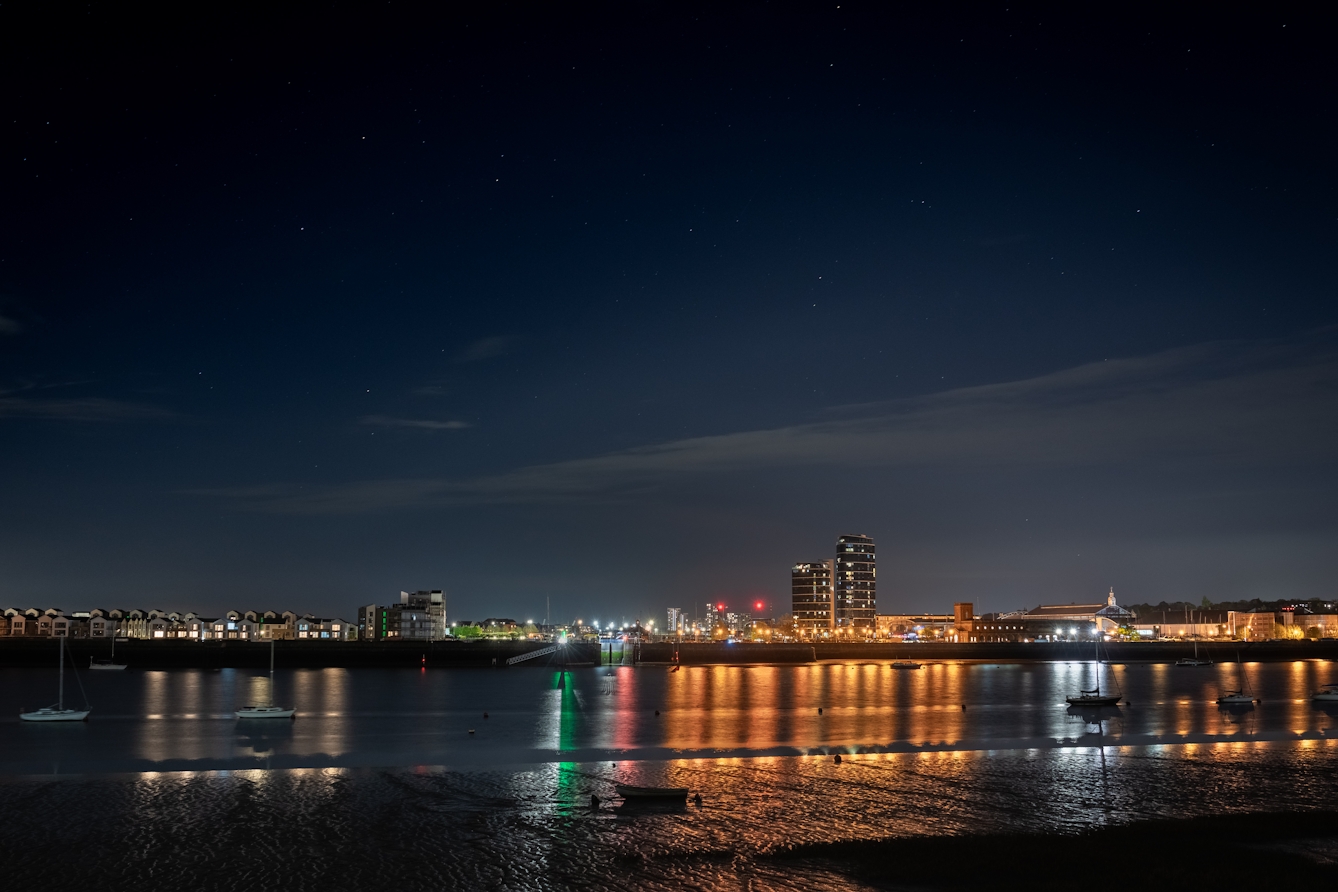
<box><xmin>777</xmin><ymin>810</ymin><xmax>1338</xmax><ymax>891</ymax></box>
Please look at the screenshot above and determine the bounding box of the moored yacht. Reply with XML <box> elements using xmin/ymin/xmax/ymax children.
<box><xmin>1217</xmin><ymin>653</ymin><xmax>1257</xmax><ymax>705</ymax></box>
<box><xmin>1066</xmin><ymin>636</ymin><xmax>1122</xmax><ymax>707</ymax></box>
<box><xmin>1215</xmin><ymin>689</ymin><xmax>1257</xmax><ymax>705</ymax></box>
<box><xmin>236</xmin><ymin>639</ymin><xmax>296</xmax><ymax>719</ymax></box>
<box><xmin>1311</xmin><ymin>683</ymin><xmax>1338</xmax><ymax>703</ymax></box>
<box><xmin>1066</xmin><ymin>687</ymin><xmax>1121</xmax><ymax>707</ymax></box>
<box><xmin>1174</xmin><ymin>638</ymin><xmax>1212</xmax><ymax>667</ymax></box>
<box><xmin>90</xmin><ymin>635</ymin><xmax>128</xmax><ymax>671</ymax></box>
<box><xmin>20</xmin><ymin>637</ymin><xmax>91</xmax><ymax>722</ymax></box>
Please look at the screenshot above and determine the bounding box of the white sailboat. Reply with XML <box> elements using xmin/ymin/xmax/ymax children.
<box><xmin>1066</xmin><ymin>636</ymin><xmax>1121</xmax><ymax>707</ymax></box>
<box><xmin>1311</xmin><ymin>683</ymin><xmax>1338</xmax><ymax>703</ymax></box>
<box><xmin>1216</xmin><ymin>653</ymin><xmax>1258</xmax><ymax>705</ymax></box>
<box><xmin>1175</xmin><ymin>638</ymin><xmax>1213</xmax><ymax>667</ymax></box>
<box><xmin>20</xmin><ymin>636</ymin><xmax>91</xmax><ymax>722</ymax></box>
<box><xmin>1174</xmin><ymin>609</ymin><xmax>1213</xmax><ymax>666</ymax></box>
<box><xmin>235</xmin><ymin>639</ymin><xmax>296</xmax><ymax>719</ymax></box>
<box><xmin>90</xmin><ymin>635</ymin><xmax>128</xmax><ymax>671</ymax></box>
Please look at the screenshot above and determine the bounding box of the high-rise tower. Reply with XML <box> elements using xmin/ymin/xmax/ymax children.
<box><xmin>791</xmin><ymin>560</ymin><xmax>834</xmax><ymax>635</ymax></box>
<box><xmin>834</xmin><ymin>534</ymin><xmax>876</xmax><ymax>634</ymax></box>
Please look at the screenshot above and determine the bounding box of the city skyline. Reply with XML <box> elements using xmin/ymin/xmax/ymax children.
<box><xmin>5</xmin><ymin>7</ymin><xmax>1338</xmax><ymax>889</ymax></box>
<box><xmin>3</xmin><ymin>5</ymin><xmax>1335</xmax><ymax>619</ymax></box>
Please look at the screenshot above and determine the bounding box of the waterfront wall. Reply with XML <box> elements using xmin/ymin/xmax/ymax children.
<box><xmin>0</xmin><ymin>639</ymin><xmax>599</xmax><ymax>669</ymax></box>
<box><xmin>643</xmin><ymin>643</ymin><xmax>819</xmax><ymax>664</ymax></box>
<box><xmin>2</xmin><ymin>638</ymin><xmax>1335</xmax><ymax>669</ymax></box>
<box><xmin>639</xmin><ymin>639</ymin><xmax>1338</xmax><ymax>664</ymax></box>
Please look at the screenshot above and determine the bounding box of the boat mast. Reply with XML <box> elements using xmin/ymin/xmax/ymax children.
<box><xmin>268</xmin><ymin>638</ymin><xmax>275</xmax><ymax>707</ymax></box>
<box><xmin>1094</xmin><ymin>635</ymin><xmax>1100</xmax><ymax>696</ymax></box>
<box><xmin>58</xmin><ymin>635</ymin><xmax>65</xmax><ymax>710</ymax></box>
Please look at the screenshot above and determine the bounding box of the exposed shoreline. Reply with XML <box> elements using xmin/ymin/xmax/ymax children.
<box><xmin>773</xmin><ymin>810</ymin><xmax>1338</xmax><ymax>890</ymax></box>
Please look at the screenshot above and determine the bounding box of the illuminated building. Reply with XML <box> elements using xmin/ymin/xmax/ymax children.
<box><xmin>877</xmin><ymin>613</ymin><xmax>955</xmax><ymax>640</ymax></box>
<box><xmin>400</xmin><ymin>590</ymin><xmax>447</xmax><ymax>639</ymax></box>
<box><xmin>792</xmin><ymin>560</ymin><xmax>834</xmax><ymax>635</ymax></box>
<box><xmin>359</xmin><ymin>589</ymin><xmax>445</xmax><ymax>641</ymax></box>
<box><xmin>834</xmin><ymin>534</ymin><xmax>876</xmax><ymax>634</ymax></box>
<box><xmin>725</xmin><ymin>611</ymin><xmax>752</xmax><ymax>634</ymax></box>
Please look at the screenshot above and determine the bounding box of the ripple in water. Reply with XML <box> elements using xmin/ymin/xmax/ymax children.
<box><xmin>3</xmin><ymin>740</ymin><xmax>1338</xmax><ymax>892</ymax></box>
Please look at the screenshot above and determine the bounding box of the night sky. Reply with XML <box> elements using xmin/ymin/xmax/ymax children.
<box><xmin>3</xmin><ymin>3</ymin><xmax>1335</xmax><ymax>623</ymax></box>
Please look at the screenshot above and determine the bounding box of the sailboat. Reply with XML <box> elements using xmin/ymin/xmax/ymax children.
<box><xmin>1174</xmin><ymin>609</ymin><xmax>1213</xmax><ymax>666</ymax></box>
<box><xmin>1216</xmin><ymin>652</ymin><xmax>1257</xmax><ymax>705</ymax></box>
<box><xmin>1311</xmin><ymin>683</ymin><xmax>1338</xmax><ymax>703</ymax></box>
<box><xmin>235</xmin><ymin>639</ymin><xmax>295</xmax><ymax>719</ymax></box>
<box><xmin>1175</xmin><ymin>639</ymin><xmax>1213</xmax><ymax>667</ymax></box>
<box><xmin>20</xmin><ymin>636</ymin><xmax>91</xmax><ymax>722</ymax></box>
<box><xmin>1066</xmin><ymin>635</ymin><xmax>1121</xmax><ymax>707</ymax></box>
<box><xmin>90</xmin><ymin>635</ymin><xmax>128</xmax><ymax>671</ymax></box>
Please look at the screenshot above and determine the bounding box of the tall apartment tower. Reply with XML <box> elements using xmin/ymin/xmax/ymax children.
<box><xmin>666</xmin><ymin>607</ymin><xmax>685</xmax><ymax>637</ymax></box>
<box><xmin>834</xmin><ymin>534</ymin><xmax>876</xmax><ymax>633</ymax></box>
<box><xmin>791</xmin><ymin>560</ymin><xmax>834</xmax><ymax>635</ymax></box>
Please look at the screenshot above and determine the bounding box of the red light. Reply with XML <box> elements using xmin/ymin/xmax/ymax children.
<box><xmin>755</xmin><ymin>601</ymin><xmax>763</xmax><ymax>610</ymax></box>
<box><xmin>717</xmin><ymin>604</ymin><xmax>724</xmax><ymax>610</ymax></box>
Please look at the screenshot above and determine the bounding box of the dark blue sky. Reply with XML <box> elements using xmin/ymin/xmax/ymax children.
<box><xmin>3</xmin><ymin>3</ymin><xmax>1335</xmax><ymax>622</ymax></box>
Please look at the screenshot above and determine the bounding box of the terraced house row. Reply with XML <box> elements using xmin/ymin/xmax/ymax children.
<box><xmin>0</xmin><ymin>607</ymin><xmax>360</xmax><ymax>640</ymax></box>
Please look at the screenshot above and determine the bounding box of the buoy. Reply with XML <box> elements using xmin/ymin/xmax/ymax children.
<box><xmin>654</xmin><ymin>709</ymin><xmax>660</xmax><ymax>716</ymax></box>
<box><xmin>833</xmin><ymin>754</ymin><xmax>842</xmax><ymax>764</ymax></box>
<box><xmin>818</xmin><ymin>707</ymin><xmax>823</xmax><ymax>715</ymax></box>
<box><xmin>693</xmin><ymin>793</ymin><xmax>703</xmax><ymax>806</ymax></box>
<box><xmin>484</xmin><ymin>712</ymin><xmax>489</xmax><ymax>719</ymax></box>
<box><xmin>591</xmin><ymin>794</ymin><xmax>601</xmax><ymax>808</ymax></box>
<box><xmin>961</xmin><ymin>704</ymin><xmax>966</xmax><ymax>711</ymax></box>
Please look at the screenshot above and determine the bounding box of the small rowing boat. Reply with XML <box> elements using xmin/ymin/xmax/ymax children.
<box><xmin>890</xmin><ymin>661</ymin><xmax>922</xmax><ymax>670</ymax></box>
<box><xmin>615</xmin><ymin>784</ymin><xmax>689</xmax><ymax>800</ymax></box>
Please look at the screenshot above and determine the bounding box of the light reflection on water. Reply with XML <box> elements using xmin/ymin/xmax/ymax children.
<box><xmin>3</xmin><ymin>741</ymin><xmax>1336</xmax><ymax>892</ymax></box>
<box><xmin>0</xmin><ymin>661</ymin><xmax>1336</xmax><ymax>773</ymax></box>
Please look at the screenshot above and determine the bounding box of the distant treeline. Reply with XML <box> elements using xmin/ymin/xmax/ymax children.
<box><xmin>1124</xmin><ymin>597</ymin><xmax>1336</xmax><ymax>616</ymax></box>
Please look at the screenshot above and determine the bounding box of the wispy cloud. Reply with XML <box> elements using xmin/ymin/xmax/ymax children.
<box><xmin>0</xmin><ymin>396</ymin><xmax>174</xmax><ymax>422</ymax></box>
<box><xmin>360</xmin><ymin>415</ymin><xmax>472</xmax><ymax>431</ymax></box>
<box><xmin>455</xmin><ymin>335</ymin><xmax>514</xmax><ymax>363</ymax></box>
<box><xmin>190</xmin><ymin>334</ymin><xmax>1338</xmax><ymax>515</ymax></box>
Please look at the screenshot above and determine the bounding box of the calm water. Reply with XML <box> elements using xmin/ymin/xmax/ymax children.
<box><xmin>3</xmin><ymin>660</ymin><xmax>1338</xmax><ymax>890</ymax></box>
